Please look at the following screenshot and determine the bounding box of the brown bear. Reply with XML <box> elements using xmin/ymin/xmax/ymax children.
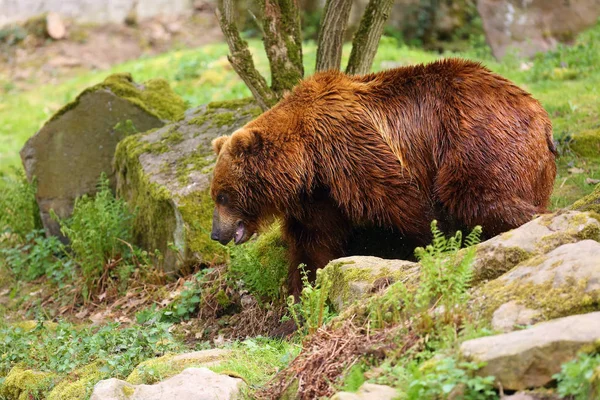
<box><xmin>209</xmin><ymin>58</ymin><xmax>557</xmax><ymax>297</ymax></box>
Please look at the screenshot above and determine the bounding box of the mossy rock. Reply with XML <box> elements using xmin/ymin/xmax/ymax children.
<box><xmin>468</xmin><ymin>210</ymin><xmax>600</xmax><ymax>285</ymax></box>
<box><xmin>322</xmin><ymin>256</ymin><xmax>420</xmax><ymax>313</ymax></box>
<box><xmin>114</xmin><ymin>98</ymin><xmax>261</xmax><ymax>272</ymax></box>
<box><xmin>46</xmin><ymin>361</ymin><xmax>109</xmax><ymax>400</ymax></box>
<box><xmin>471</xmin><ymin>240</ymin><xmax>600</xmax><ymax>325</ymax></box>
<box><xmin>571</xmin><ymin>183</ymin><xmax>600</xmax><ymax>215</ymax></box>
<box><xmin>126</xmin><ymin>349</ymin><xmax>231</xmax><ymax>385</ymax></box>
<box><xmin>0</xmin><ymin>366</ymin><xmax>56</xmax><ymax>400</ymax></box>
<box><xmin>20</xmin><ymin>73</ymin><xmax>185</xmax><ymax>239</ymax></box>
<box><xmin>570</xmin><ymin>129</ymin><xmax>600</xmax><ymax>160</ymax></box>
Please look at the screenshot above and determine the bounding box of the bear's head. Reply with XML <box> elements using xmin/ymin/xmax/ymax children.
<box><xmin>209</xmin><ymin>128</ymin><xmax>267</xmax><ymax>246</ymax></box>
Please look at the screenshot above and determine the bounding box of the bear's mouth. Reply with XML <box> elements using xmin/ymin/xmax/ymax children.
<box><xmin>234</xmin><ymin>221</ymin><xmax>247</xmax><ymax>245</ymax></box>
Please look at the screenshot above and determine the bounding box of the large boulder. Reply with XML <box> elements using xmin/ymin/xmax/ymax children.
<box><xmin>461</xmin><ymin>312</ymin><xmax>600</xmax><ymax>390</ymax></box>
<box><xmin>322</xmin><ymin>256</ymin><xmax>419</xmax><ymax>313</ymax></box>
<box><xmin>20</xmin><ymin>73</ymin><xmax>185</xmax><ymax>239</ymax></box>
<box><xmin>91</xmin><ymin>367</ymin><xmax>245</xmax><ymax>400</ymax></box>
<box><xmin>477</xmin><ymin>0</ymin><xmax>600</xmax><ymax>59</ymax></box>
<box><xmin>114</xmin><ymin>99</ymin><xmax>261</xmax><ymax>272</ymax></box>
<box><xmin>469</xmin><ymin>210</ymin><xmax>600</xmax><ymax>284</ymax></box>
<box><xmin>472</xmin><ymin>239</ymin><xmax>600</xmax><ymax>328</ymax></box>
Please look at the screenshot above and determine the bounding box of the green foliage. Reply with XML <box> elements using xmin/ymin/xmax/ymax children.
<box><xmin>159</xmin><ymin>270</ymin><xmax>207</xmax><ymax>322</ymax></box>
<box><xmin>414</xmin><ymin>221</ymin><xmax>481</xmax><ymax>313</ymax></box>
<box><xmin>368</xmin><ymin>221</ymin><xmax>482</xmax><ymax>329</ymax></box>
<box><xmin>211</xmin><ymin>337</ymin><xmax>301</xmax><ymax>386</ymax></box>
<box><xmin>386</xmin><ymin>357</ymin><xmax>496</xmax><ymax>400</ymax></box>
<box><xmin>0</xmin><ymin>170</ymin><xmax>40</xmax><ymax>239</ymax></box>
<box><xmin>554</xmin><ymin>352</ymin><xmax>600</xmax><ymax>400</ymax></box>
<box><xmin>229</xmin><ymin>223</ymin><xmax>288</xmax><ymax>300</ymax></box>
<box><xmin>0</xmin><ymin>230</ymin><xmax>72</xmax><ymax>283</ymax></box>
<box><xmin>529</xmin><ymin>20</ymin><xmax>600</xmax><ymax>82</ymax></box>
<box><xmin>341</xmin><ymin>362</ymin><xmax>368</xmax><ymax>392</ymax></box>
<box><xmin>0</xmin><ymin>320</ymin><xmax>182</xmax><ymax>378</ymax></box>
<box><xmin>287</xmin><ymin>267</ymin><xmax>335</xmax><ymax>335</ymax></box>
<box><xmin>54</xmin><ymin>174</ymin><xmax>137</xmax><ymax>296</ymax></box>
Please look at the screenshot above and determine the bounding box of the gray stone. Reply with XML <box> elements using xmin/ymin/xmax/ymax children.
<box><xmin>461</xmin><ymin>311</ymin><xmax>600</xmax><ymax>390</ymax></box>
<box><xmin>322</xmin><ymin>256</ymin><xmax>420</xmax><ymax>312</ymax></box>
<box><xmin>472</xmin><ymin>239</ymin><xmax>600</xmax><ymax>323</ymax></box>
<box><xmin>20</xmin><ymin>73</ymin><xmax>185</xmax><ymax>240</ymax></box>
<box><xmin>492</xmin><ymin>301</ymin><xmax>540</xmax><ymax>332</ymax></box>
<box><xmin>114</xmin><ymin>99</ymin><xmax>261</xmax><ymax>272</ymax></box>
<box><xmin>477</xmin><ymin>0</ymin><xmax>600</xmax><ymax>59</ymax></box>
<box><xmin>331</xmin><ymin>383</ymin><xmax>398</xmax><ymax>400</ymax></box>
<box><xmin>91</xmin><ymin>367</ymin><xmax>244</xmax><ymax>400</ymax></box>
<box><xmin>469</xmin><ymin>211</ymin><xmax>600</xmax><ymax>284</ymax></box>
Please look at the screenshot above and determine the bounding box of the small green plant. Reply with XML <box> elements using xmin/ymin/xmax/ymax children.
<box><xmin>287</xmin><ymin>267</ymin><xmax>335</xmax><ymax>335</ymax></box>
<box><xmin>55</xmin><ymin>173</ymin><xmax>137</xmax><ymax>297</ymax></box>
<box><xmin>159</xmin><ymin>270</ymin><xmax>207</xmax><ymax>322</ymax></box>
<box><xmin>368</xmin><ymin>221</ymin><xmax>482</xmax><ymax>329</ymax></box>
<box><xmin>554</xmin><ymin>352</ymin><xmax>600</xmax><ymax>400</ymax></box>
<box><xmin>0</xmin><ymin>170</ymin><xmax>40</xmax><ymax>240</ymax></box>
<box><xmin>229</xmin><ymin>222</ymin><xmax>288</xmax><ymax>300</ymax></box>
<box><xmin>0</xmin><ymin>229</ymin><xmax>71</xmax><ymax>283</ymax></box>
<box><xmin>0</xmin><ymin>319</ymin><xmax>182</xmax><ymax>379</ymax></box>
<box><xmin>387</xmin><ymin>357</ymin><xmax>496</xmax><ymax>400</ymax></box>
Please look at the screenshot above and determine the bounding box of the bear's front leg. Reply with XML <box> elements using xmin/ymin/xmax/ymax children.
<box><xmin>282</xmin><ymin>209</ymin><xmax>350</xmax><ymax>300</ymax></box>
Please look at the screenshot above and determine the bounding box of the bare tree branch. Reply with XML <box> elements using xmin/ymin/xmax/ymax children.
<box><xmin>346</xmin><ymin>0</ymin><xmax>394</xmax><ymax>75</ymax></box>
<box><xmin>315</xmin><ymin>0</ymin><xmax>353</xmax><ymax>72</ymax></box>
<box><xmin>259</xmin><ymin>0</ymin><xmax>304</xmax><ymax>94</ymax></box>
<box><xmin>216</xmin><ymin>0</ymin><xmax>277</xmax><ymax>110</ymax></box>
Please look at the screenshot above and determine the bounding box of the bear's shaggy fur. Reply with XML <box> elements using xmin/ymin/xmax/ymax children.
<box><xmin>210</xmin><ymin>58</ymin><xmax>557</xmax><ymax>297</ymax></box>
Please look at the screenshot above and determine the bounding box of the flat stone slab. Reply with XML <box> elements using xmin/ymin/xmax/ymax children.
<box><xmin>331</xmin><ymin>383</ymin><xmax>398</xmax><ymax>400</ymax></box>
<box><xmin>460</xmin><ymin>311</ymin><xmax>600</xmax><ymax>390</ymax></box>
<box><xmin>91</xmin><ymin>367</ymin><xmax>244</xmax><ymax>400</ymax></box>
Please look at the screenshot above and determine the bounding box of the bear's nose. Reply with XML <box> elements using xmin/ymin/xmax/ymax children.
<box><xmin>210</xmin><ymin>231</ymin><xmax>219</xmax><ymax>241</ymax></box>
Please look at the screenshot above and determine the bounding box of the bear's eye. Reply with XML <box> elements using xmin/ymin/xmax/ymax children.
<box><xmin>216</xmin><ymin>193</ymin><xmax>228</xmax><ymax>205</ymax></box>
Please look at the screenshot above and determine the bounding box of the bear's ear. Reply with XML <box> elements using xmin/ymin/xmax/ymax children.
<box><xmin>229</xmin><ymin>129</ymin><xmax>262</xmax><ymax>157</ymax></box>
<box><xmin>212</xmin><ymin>136</ymin><xmax>229</xmax><ymax>156</ymax></box>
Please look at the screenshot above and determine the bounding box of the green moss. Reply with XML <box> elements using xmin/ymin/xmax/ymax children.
<box><xmin>177</xmin><ymin>189</ymin><xmax>229</xmax><ymax>266</ymax></box>
<box><xmin>12</xmin><ymin>320</ymin><xmax>58</xmax><ymax>332</ymax></box>
<box><xmin>161</xmin><ymin>127</ymin><xmax>184</xmax><ymax>146</ymax></box>
<box><xmin>471</xmin><ymin>246</ymin><xmax>532</xmax><ymax>284</ymax></box>
<box><xmin>207</xmin><ymin>97</ymin><xmax>256</xmax><ymax>110</ymax></box>
<box><xmin>114</xmin><ymin>134</ymin><xmax>178</xmax><ymax>268</ymax></box>
<box><xmin>188</xmin><ymin>98</ymin><xmax>260</xmax><ymax>129</ymax></box>
<box><xmin>473</xmin><ymin>274</ymin><xmax>600</xmax><ymax>322</ymax></box>
<box><xmin>571</xmin><ymin>129</ymin><xmax>600</xmax><ymax>159</ymax></box>
<box><xmin>126</xmin><ymin>351</ymin><xmax>230</xmax><ymax>385</ymax></box>
<box><xmin>0</xmin><ymin>366</ymin><xmax>56</xmax><ymax>400</ymax></box>
<box><xmin>48</xmin><ymin>73</ymin><xmax>186</xmax><ymax>124</ymax></box>
<box><xmin>229</xmin><ymin>222</ymin><xmax>288</xmax><ymax>300</ymax></box>
<box><xmin>322</xmin><ymin>261</ymin><xmax>415</xmax><ymax>311</ymax></box>
<box><xmin>176</xmin><ymin>147</ymin><xmax>215</xmax><ymax>185</ymax></box>
<box><xmin>572</xmin><ymin>184</ymin><xmax>600</xmax><ymax>214</ymax></box>
<box><xmin>47</xmin><ymin>361</ymin><xmax>108</xmax><ymax>400</ymax></box>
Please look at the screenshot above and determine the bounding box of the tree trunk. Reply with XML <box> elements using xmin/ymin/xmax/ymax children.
<box><xmin>315</xmin><ymin>0</ymin><xmax>353</xmax><ymax>72</ymax></box>
<box><xmin>216</xmin><ymin>0</ymin><xmax>277</xmax><ymax>110</ymax></box>
<box><xmin>346</xmin><ymin>0</ymin><xmax>395</xmax><ymax>75</ymax></box>
<box><xmin>259</xmin><ymin>0</ymin><xmax>304</xmax><ymax>94</ymax></box>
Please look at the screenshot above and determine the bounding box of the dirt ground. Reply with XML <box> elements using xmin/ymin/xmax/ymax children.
<box><xmin>0</xmin><ymin>7</ymin><xmax>223</xmax><ymax>90</ymax></box>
